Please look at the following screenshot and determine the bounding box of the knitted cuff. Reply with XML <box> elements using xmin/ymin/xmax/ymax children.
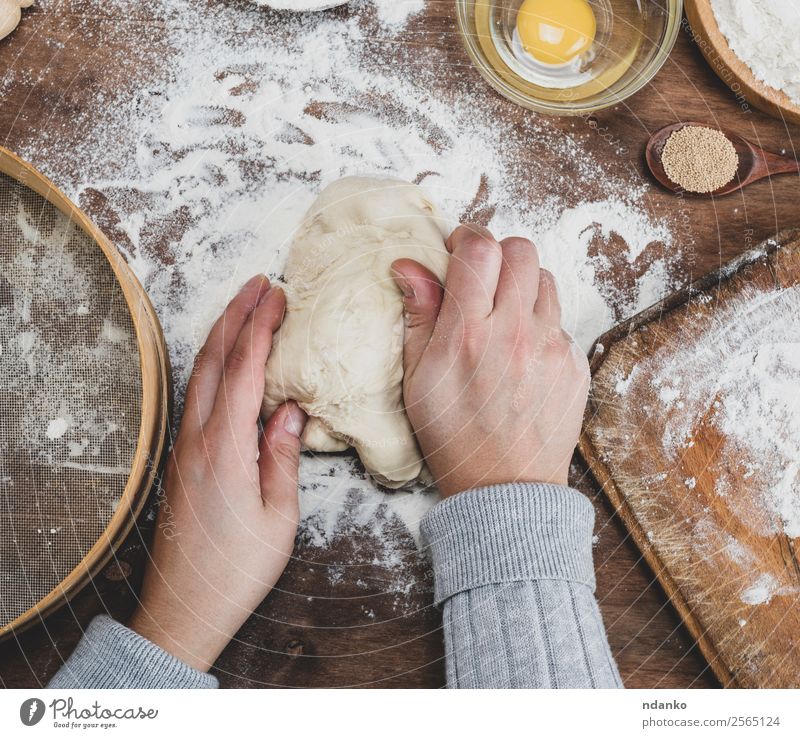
<box><xmin>48</xmin><ymin>615</ymin><xmax>218</xmax><ymax>689</ymax></box>
<box><xmin>421</xmin><ymin>483</ymin><xmax>596</xmax><ymax>604</ymax></box>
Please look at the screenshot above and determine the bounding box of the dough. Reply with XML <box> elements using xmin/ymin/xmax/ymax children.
<box><xmin>263</xmin><ymin>177</ymin><xmax>450</xmax><ymax>487</ymax></box>
<box><xmin>0</xmin><ymin>1</ymin><xmax>33</xmax><ymax>42</ymax></box>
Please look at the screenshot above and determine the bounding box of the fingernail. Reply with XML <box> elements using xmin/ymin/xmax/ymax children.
<box><xmin>283</xmin><ymin>403</ymin><xmax>307</xmax><ymax>438</ymax></box>
<box><xmin>257</xmin><ymin>284</ymin><xmax>276</xmax><ymax>305</ymax></box>
<box><xmin>244</xmin><ymin>274</ymin><xmax>267</xmax><ymax>291</ymax></box>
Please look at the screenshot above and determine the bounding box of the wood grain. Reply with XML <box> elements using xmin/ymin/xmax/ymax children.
<box><xmin>581</xmin><ymin>230</ymin><xmax>800</xmax><ymax>688</ymax></box>
<box><xmin>1</xmin><ymin>0</ymin><xmax>798</xmax><ymax>688</ymax></box>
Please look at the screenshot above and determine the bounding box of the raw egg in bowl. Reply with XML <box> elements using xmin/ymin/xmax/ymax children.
<box><xmin>456</xmin><ymin>0</ymin><xmax>682</xmax><ymax>115</ymax></box>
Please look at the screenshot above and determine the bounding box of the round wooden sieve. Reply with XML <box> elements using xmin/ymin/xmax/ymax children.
<box><xmin>0</xmin><ymin>147</ymin><xmax>169</xmax><ymax>639</ymax></box>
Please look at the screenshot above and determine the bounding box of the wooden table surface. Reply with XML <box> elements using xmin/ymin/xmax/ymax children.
<box><xmin>1</xmin><ymin>1</ymin><xmax>798</xmax><ymax>688</ymax></box>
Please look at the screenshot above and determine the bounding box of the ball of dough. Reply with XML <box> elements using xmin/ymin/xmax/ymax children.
<box><xmin>262</xmin><ymin>177</ymin><xmax>451</xmax><ymax>488</ymax></box>
<box><xmin>0</xmin><ymin>1</ymin><xmax>33</xmax><ymax>42</ymax></box>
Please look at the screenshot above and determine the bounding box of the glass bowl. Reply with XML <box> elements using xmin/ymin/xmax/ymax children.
<box><xmin>455</xmin><ymin>0</ymin><xmax>682</xmax><ymax>116</ymax></box>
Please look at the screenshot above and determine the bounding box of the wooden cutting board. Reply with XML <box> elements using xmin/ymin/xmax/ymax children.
<box><xmin>581</xmin><ymin>229</ymin><xmax>800</xmax><ymax>688</ymax></box>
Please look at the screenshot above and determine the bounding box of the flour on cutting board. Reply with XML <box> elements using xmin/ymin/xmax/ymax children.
<box><xmin>15</xmin><ymin>0</ymin><xmax>689</xmax><ymax>572</ymax></box>
<box><xmin>741</xmin><ymin>573</ymin><xmax>782</xmax><ymax>607</ymax></box>
<box><xmin>615</xmin><ymin>282</ymin><xmax>800</xmax><ymax>605</ymax></box>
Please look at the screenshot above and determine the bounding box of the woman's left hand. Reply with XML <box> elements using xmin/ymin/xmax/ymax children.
<box><xmin>128</xmin><ymin>275</ymin><xmax>307</xmax><ymax>671</ymax></box>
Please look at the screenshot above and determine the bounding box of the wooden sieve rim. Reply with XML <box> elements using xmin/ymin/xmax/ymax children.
<box><xmin>0</xmin><ymin>146</ymin><xmax>170</xmax><ymax>639</ymax></box>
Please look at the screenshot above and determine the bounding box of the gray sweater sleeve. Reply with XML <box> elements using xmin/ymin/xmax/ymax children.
<box><xmin>49</xmin><ymin>483</ymin><xmax>619</xmax><ymax>689</ymax></box>
<box><xmin>48</xmin><ymin>615</ymin><xmax>217</xmax><ymax>689</ymax></box>
<box><xmin>420</xmin><ymin>483</ymin><xmax>623</xmax><ymax>688</ymax></box>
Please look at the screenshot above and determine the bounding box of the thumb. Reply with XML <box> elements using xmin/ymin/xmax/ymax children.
<box><xmin>391</xmin><ymin>258</ymin><xmax>444</xmax><ymax>375</ymax></box>
<box><xmin>259</xmin><ymin>401</ymin><xmax>307</xmax><ymax>511</ymax></box>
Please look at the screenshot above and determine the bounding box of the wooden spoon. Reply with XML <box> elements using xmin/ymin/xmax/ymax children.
<box><xmin>646</xmin><ymin>121</ymin><xmax>800</xmax><ymax>196</ymax></box>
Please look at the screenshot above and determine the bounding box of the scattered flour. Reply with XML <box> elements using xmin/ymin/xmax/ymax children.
<box><xmin>651</xmin><ymin>287</ymin><xmax>800</xmax><ymax>540</ymax></box>
<box><xmin>717</xmin><ymin>343</ymin><xmax>800</xmax><ymax>537</ymax></box>
<box><xmin>372</xmin><ymin>0</ymin><xmax>426</xmax><ymax>27</ymax></box>
<box><xmin>258</xmin><ymin>0</ymin><xmax>347</xmax><ymax>10</ymax></box>
<box><xmin>615</xmin><ymin>274</ymin><xmax>800</xmax><ymax>618</ymax></box>
<box><xmin>10</xmin><ymin>0</ymin><xmax>689</xmax><ymax>572</ymax></box>
<box><xmin>535</xmin><ymin>199</ymin><xmax>675</xmax><ymax>349</ymax></box>
<box><xmin>741</xmin><ymin>573</ymin><xmax>780</xmax><ymax>606</ymax></box>
<box><xmin>616</xmin><ymin>279</ymin><xmax>800</xmax><ymax>608</ymax></box>
<box><xmin>255</xmin><ymin>0</ymin><xmax>424</xmax><ymax>27</ymax></box>
<box><xmin>1</xmin><ymin>188</ymin><xmax>141</xmax><ymax>470</ymax></box>
<box><xmin>0</xmin><ymin>175</ymin><xmax>141</xmax><ymax>618</ymax></box>
<box><xmin>46</xmin><ymin>417</ymin><xmax>70</xmax><ymax>440</ymax></box>
<box><xmin>614</xmin><ymin>366</ymin><xmax>638</xmax><ymax>396</ymax></box>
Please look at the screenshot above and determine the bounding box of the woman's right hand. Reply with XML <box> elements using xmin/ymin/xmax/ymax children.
<box><xmin>391</xmin><ymin>225</ymin><xmax>589</xmax><ymax>499</ymax></box>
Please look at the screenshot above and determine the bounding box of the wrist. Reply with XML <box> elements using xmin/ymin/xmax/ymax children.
<box><xmin>436</xmin><ymin>471</ymin><xmax>569</xmax><ymax>499</ymax></box>
<box><xmin>128</xmin><ymin>601</ymin><xmax>229</xmax><ymax>673</ymax></box>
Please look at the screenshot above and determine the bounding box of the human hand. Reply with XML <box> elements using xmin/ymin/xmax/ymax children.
<box><xmin>391</xmin><ymin>225</ymin><xmax>589</xmax><ymax>498</ymax></box>
<box><xmin>128</xmin><ymin>275</ymin><xmax>307</xmax><ymax>671</ymax></box>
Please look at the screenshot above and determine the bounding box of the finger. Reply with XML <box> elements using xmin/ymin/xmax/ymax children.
<box><xmin>259</xmin><ymin>402</ymin><xmax>307</xmax><ymax>509</ymax></box>
<box><xmin>183</xmin><ymin>274</ymin><xmax>270</xmax><ymax>430</ymax></box>
<box><xmin>533</xmin><ymin>269</ymin><xmax>562</xmax><ymax>330</ymax></box>
<box><xmin>212</xmin><ymin>287</ymin><xmax>287</xmax><ymax>433</ymax></box>
<box><xmin>495</xmin><ymin>237</ymin><xmax>541</xmax><ymax>318</ymax></box>
<box><xmin>390</xmin><ymin>258</ymin><xmax>444</xmax><ymax>376</ymax></box>
<box><xmin>438</xmin><ymin>224</ymin><xmax>503</xmax><ymax>329</ymax></box>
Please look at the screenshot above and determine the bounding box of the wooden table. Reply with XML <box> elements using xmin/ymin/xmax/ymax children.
<box><xmin>1</xmin><ymin>1</ymin><xmax>797</xmax><ymax>688</ymax></box>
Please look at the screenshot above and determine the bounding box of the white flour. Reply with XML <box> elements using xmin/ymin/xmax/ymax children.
<box><xmin>662</xmin><ymin>288</ymin><xmax>800</xmax><ymax>541</ymax></box>
<box><xmin>711</xmin><ymin>0</ymin><xmax>800</xmax><ymax>105</ymax></box>
<box><xmin>741</xmin><ymin>573</ymin><xmax>781</xmax><ymax>606</ymax></box>
<box><xmin>615</xmin><ymin>280</ymin><xmax>800</xmax><ymax>605</ymax></box>
<box><xmin>259</xmin><ymin>0</ymin><xmax>345</xmax><ymax>10</ymax></box>
<box><xmin>649</xmin><ymin>286</ymin><xmax>800</xmax><ymax>541</ymax></box>
<box><xmin>252</xmin><ymin>0</ymin><xmax>424</xmax><ymax>27</ymax></box>
<box><xmin>372</xmin><ymin>0</ymin><xmax>425</xmax><ymax>26</ymax></box>
<box><xmin>0</xmin><ymin>189</ymin><xmax>141</xmax><ymax>480</ymax></box>
<box><xmin>13</xmin><ymin>0</ymin><xmax>688</xmax><ymax>573</ymax></box>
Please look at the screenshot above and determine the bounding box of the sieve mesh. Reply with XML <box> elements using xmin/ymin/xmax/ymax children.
<box><xmin>0</xmin><ymin>172</ymin><xmax>142</xmax><ymax>630</ymax></box>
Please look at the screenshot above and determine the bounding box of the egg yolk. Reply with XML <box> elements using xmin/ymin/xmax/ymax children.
<box><xmin>516</xmin><ymin>0</ymin><xmax>597</xmax><ymax>66</ymax></box>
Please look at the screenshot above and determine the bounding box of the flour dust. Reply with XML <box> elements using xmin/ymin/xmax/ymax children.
<box><xmin>12</xmin><ymin>0</ymin><xmax>691</xmax><ymax>595</ymax></box>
